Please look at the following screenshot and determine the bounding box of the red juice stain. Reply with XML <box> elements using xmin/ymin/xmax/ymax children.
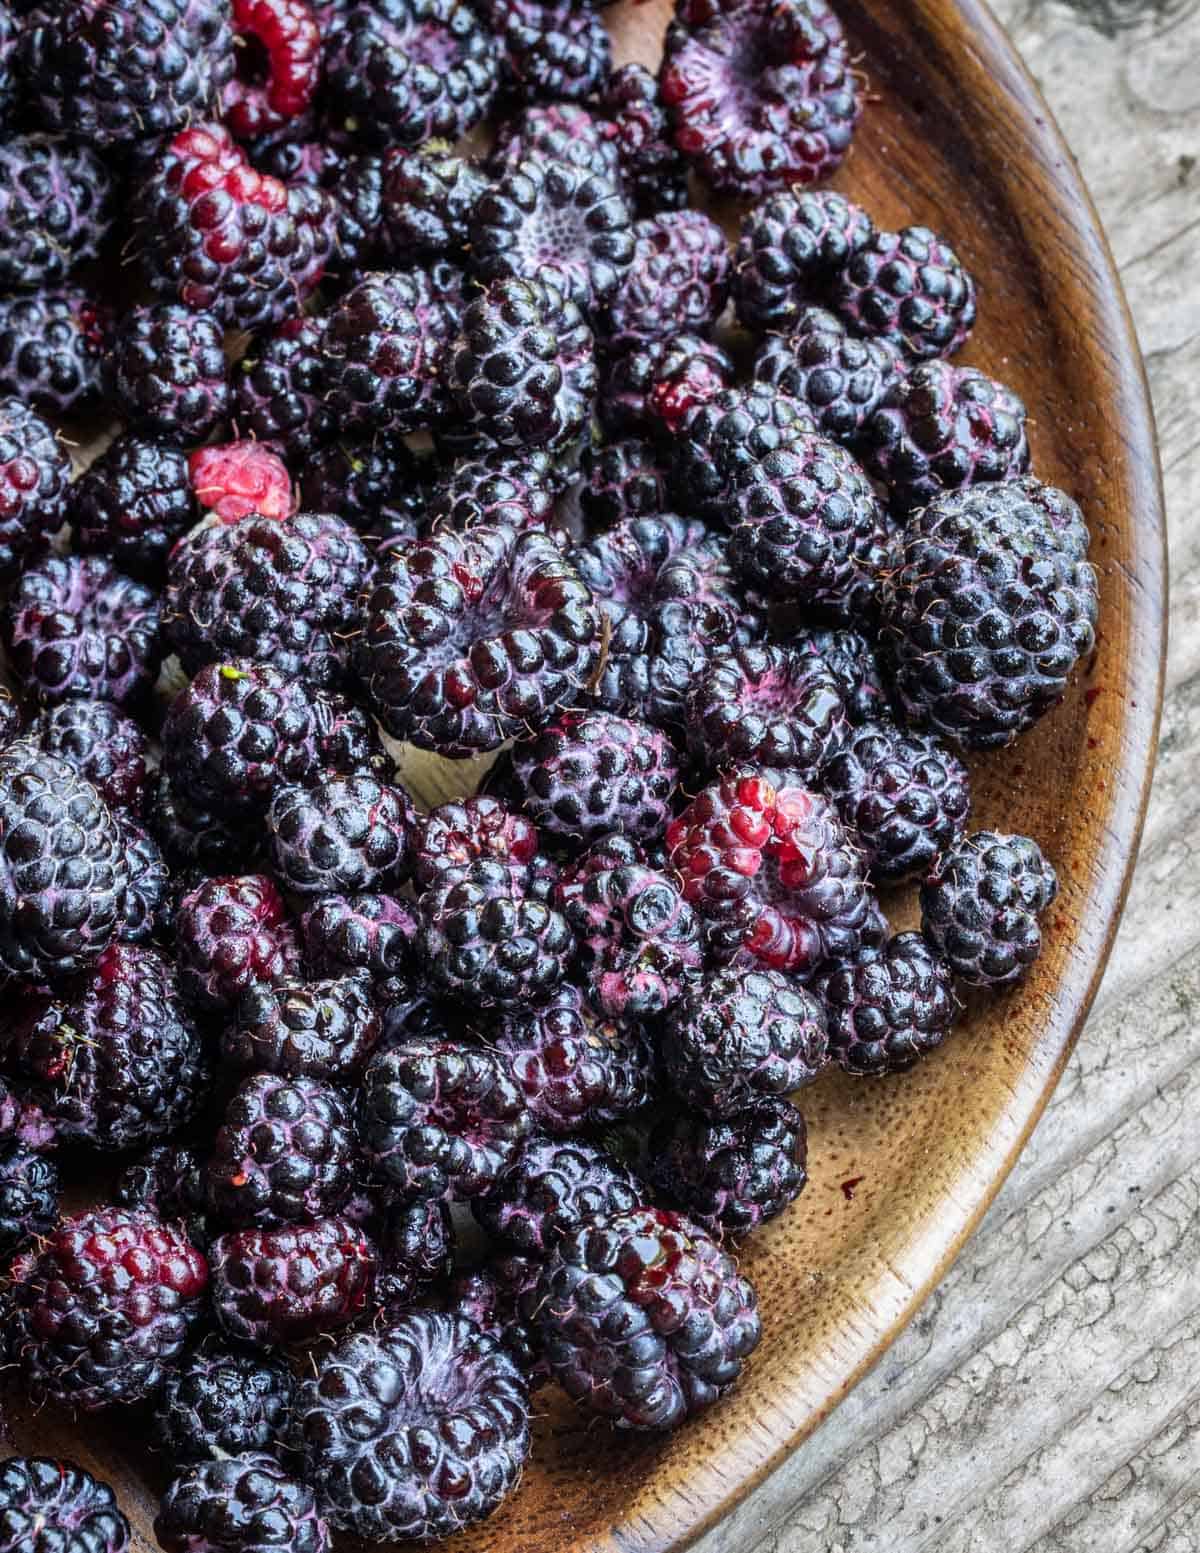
<box><xmin>840</xmin><ymin>1176</ymin><xmax>865</xmax><ymax>1202</ymax></box>
<box><xmin>1084</xmin><ymin>687</ymin><xmax>1104</xmax><ymax>708</ymax></box>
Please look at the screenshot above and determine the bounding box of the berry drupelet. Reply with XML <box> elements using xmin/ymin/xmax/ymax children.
<box><xmin>4</xmin><ymin>554</ymin><xmax>161</xmax><ymax>710</ymax></box>
<box><xmin>248</xmin><ymin>127</ymin><xmax>339</xmax><ymax>187</ymax></box>
<box><xmin>224</xmin><ymin>0</ymin><xmax>322</xmax><ymax>140</ymax></box>
<box><xmin>662</xmin><ymin>965</ymin><xmax>828</xmax><ymax>1114</ymax></box>
<box><xmin>835</xmin><ymin>225</ymin><xmax>977</xmax><ymax>361</ymax></box>
<box><xmin>7</xmin><ymin>1206</ymin><xmax>209</xmax><ymax>1411</ymax></box>
<box><xmin>299</xmin><ymin>900</ymin><xmax>416</xmax><ymax>1013</ymax></box>
<box><xmin>0</xmin><ymin>744</ymin><xmax>131</xmax><ymax>982</ymax></box>
<box><xmin>0</xmin><ymin>683</ymin><xmax>21</xmax><ymax>749</ymax></box>
<box><xmin>136</xmin><ymin>123</ymin><xmax>332</xmax><ymax>330</ymax></box>
<box><xmin>600</xmin><ymin>62</ymin><xmax>690</xmax><ymax>215</ymax></box>
<box><xmin>557</xmin><ymin>834</ymin><xmax>704</xmax><ymax>1019</ymax></box>
<box><xmin>533</xmin><ymin>1206</ymin><xmax>761</xmax><ymax>1430</ymax></box>
<box><xmin>662</xmin><ymin>0</ymin><xmax>860</xmax><ymax>195</ymax></box>
<box><xmin>164</xmin><ymin>510</ymin><xmax>371</xmax><ymax>688</ymax></box>
<box><xmin>323</xmin><ymin>149</ymin><xmax>389</xmax><ymax>275</ymax></box>
<box><xmin>471</xmin><ymin>156</ymin><xmax>634</xmax><ymax>316</ymax></box>
<box><xmin>153</xmin><ymin>1342</ymin><xmax>296</xmax><ymax>1463</ymax></box>
<box><xmin>268</xmin><ymin>774</ymin><xmax>414</xmax><ymax>896</ymax></box>
<box><xmin>207</xmin><ymin>1072</ymin><xmax>355</xmax><ymax>1228</ymax></box>
<box><xmin>360</xmin><ymin>521</ymin><xmax>600</xmax><ymax>754</ymax></box>
<box><xmin>687</xmin><ymin>643</ymin><xmax>847</xmax><ymax>778</ymax></box>
<box><xmin>360</xmin><ymin>1037</ymin><xmax>531</xmax><ymax>1199</ymax></box>
<box><xmin>162</xmin><ymin>661</ymin><xmax>319</xmax><ymax>816</ymax></box>
<box><xmin>0</xmin><ymin>1077</ymin><xmax>57</xmax><ymax>1157</ymax></box>
<box><xmin>0</xmin><ymin>136</ymin><xmax>114</xmax><ymax>293</ymax></box>
<box><xmin>108</xmin><ymin>302</ymin><xmax>230</xmax><ymax>442</ymax></box>
<box><xmin>20</xmin><ymin>0</ymin><xmax>234</xmax><ymax>149</ymax></box>
<box><xmin>822</xmin><ymin>720</ymin><xmax>971</xmax><ymax>882</ymax></box>
<box><xmin>474</xmin><ymin>1134</ymin><xmax>642</xmax><ymax>1257</ymax></box>
<box><xmin>753</xmin><ymin>307</ymin><xmax>903</xmax><ymax>447</ymax></box>
<box><xmin>496</xmin><ymin>710</ymin><xmax>680</xmax><ymax>849</ymax></box>
<box><xmin>175</xmin><ymin>873</ymin><xmax>301</xmax><ymax>1012</ymax></box>
<box><xmin>114</xmin><ymin>815</ymin><xmax>173</xmax><ymax>945</ymax></box>
<box><xmin>597</xmin><ymin>209</ymin><xmax>730</xmax><ymax>354</ymax></box>
<box><xmin>233</xmin><ymin>315</ymin><xmax>334</xmax><ymax>458</ymax></box>
<box><xmin>668</xmin><ymin>770</ymin><xmax>874</xmax><ymax>975</ymax></box>
<box><xmin>860</xmin><ymin>358</ymin><xmax>1031</xmax><ymax>515</ymax></box>
<box><xmin>649</xmin><ymin>1097</ymin><xmax>808</xmax><ymax>1234</ymax></box>
<box><xmin>155</xmin><ymin>1453</ymin><xmax>331</xmax><ymax>1553</ymax></box>
<box><xmin>572</xmin><ymin>512</ymin><xmax>761</xmax><ymax>730</ymax></box>
<box><xmin>381</xmin><ymin>141</ymin><xmax>489</xmax><ymax>258</ymax></box>
<box><xmin>3</xmin><ymin>942</ymin><xmax>209</xmax><ymax>1152</ymax></box>
<box><xmin>324</xmin><ymin>0</ymin><xmax>499</xmax><ymax>147</ymax></box>
<box><xmin>0</xmin><ymin>289</ymin><xmax>110</xmax><ymax>416</ymax></box>
<box><xmin>0</xmin><ymin>1458</ymin><xmax>130</xmax><ymax>1553</ymax></box>
<box><xmin>70</xmin><ymin>434</ymin><xmax>198</xmax><ymax>580</ymax></box>
<box><xmin>733</xmin><ymin>190</ymin><xmax>874</xmax><ymax>331</ymax></box>
<box><xmin>442</xmin><ymin>276</ymin><xmax>596</xmax><ymax>453</ymax></box>
<box><xmin>879</xmin><ymin>479</ymin><xmax>1099</xmax><ymax>749</ymax></box>
<box><xmin>0</xmin><ymin>5</ymin><xmax>13</xmax><ymax>126</ymax></box>
<box><xmin>225</xmin><ymin>972</ymin><xmax>384</xmax><ymax>1081</ymax></box>
<box><xmin>921</xmin><ymin>831</ymin><xmax>1058</xmax><ymax>988</ymax></box>
<box><xmin>293</xmin><ymin>1313</ymin><xmax>530</xmax><ymax>1541</ymax></box>
<box><xmin>210</xmin><ymin>1215</ymin><xmax>377</xmax><ymax>1346</ymax></box>
<box><xmin>0</xmin><ymin>1144</ymin><xmax>59</xmax><ymax>1257</ymax></box>
<box><xmin>310</xmin><ymin>689</ymin><xmax>393</xmax><ymax>780</ymax></box>
<box><xmin>0</xmin><ymin>396</ymin><xmax>72</xmax><ymax>582</ymax></box>
<box><xmin>494</xmin><ymin>981</ymin><xmax>655</xmax><ymax>1134</ymax></box>
<box><xmin>816</xmin><ymin>930</ymin><xmax>958</xmax><ymax>1075</ymax></box>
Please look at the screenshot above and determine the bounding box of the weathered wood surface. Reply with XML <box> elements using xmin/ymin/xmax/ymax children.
<box><xmin>696</xmin><ymin>2</ymin><xmax>1200</xmax><ymax>1549</ymax></box>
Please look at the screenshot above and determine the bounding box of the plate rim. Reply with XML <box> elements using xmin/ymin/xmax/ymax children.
<box><xmin>657</xmin><ymin>0</ymin><xmax>1169</xmax><ymax>1546</ymax></box>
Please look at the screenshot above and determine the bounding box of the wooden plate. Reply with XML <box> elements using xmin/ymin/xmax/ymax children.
<box><xmin>7</xmin><ymin>0</ymin><xmax>1167</xmax><ymax>1548</ymax></box>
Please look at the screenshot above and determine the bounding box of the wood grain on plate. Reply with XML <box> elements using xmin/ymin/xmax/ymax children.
<box><xmin>7</xmin><ymin>0</ymin><xmax>1167</xmax><ymax>1548</ymax></box>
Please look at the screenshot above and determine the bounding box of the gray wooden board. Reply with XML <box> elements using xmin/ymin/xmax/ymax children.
<box><xmin>696</xmin><ymin>1</ymin><xmax>1200</xmax><ymax>1548</ymax></box>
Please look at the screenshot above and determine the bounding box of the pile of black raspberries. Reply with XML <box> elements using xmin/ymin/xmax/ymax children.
<box><xmin>0</xmin><ymin>0</ymin><xmax>1098</xmax><ymax>1544</ymax></box>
